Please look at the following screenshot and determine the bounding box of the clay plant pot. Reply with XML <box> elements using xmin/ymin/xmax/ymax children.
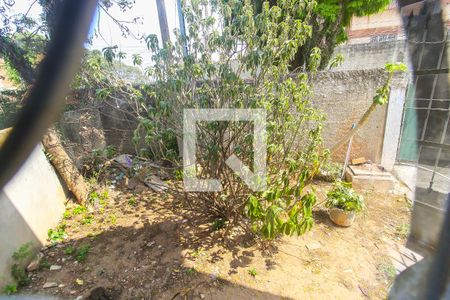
<box><xmin>329</xmin><ymin>207</ymin><xmax>355</xmax><ymax>227</ymax></box>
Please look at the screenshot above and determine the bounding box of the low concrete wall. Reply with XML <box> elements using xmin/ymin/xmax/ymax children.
<box><xmin>59</xmin><ymin>100</ymin><xmax>140</xmax><ymax>165</ymax></box>
<box><xmin>0</xmin><ymin>130</ymin><xmax>66</xmax><ymax>287</ymax></box>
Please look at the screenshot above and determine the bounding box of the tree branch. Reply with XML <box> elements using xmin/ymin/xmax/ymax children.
<box><xmin>0</xmin><ymin>35</ymin><xmax>35</xmax><ymax>84</ymax></box>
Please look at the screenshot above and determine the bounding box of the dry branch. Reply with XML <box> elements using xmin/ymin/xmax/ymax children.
<box><xmin>42</xmin><ymin>127</ymin><xmax>88</xmax><ymax>204</ymax></box>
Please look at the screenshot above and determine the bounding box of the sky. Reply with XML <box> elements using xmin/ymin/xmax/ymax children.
<box><xmin>11</xmin><ymin>0</ymin><xmax>181</xmax><ymax>67</ymax></box>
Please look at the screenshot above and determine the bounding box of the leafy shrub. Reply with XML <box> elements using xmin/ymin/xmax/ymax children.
<box><xmin>0</xmin><ymin>92</ymin><xmax>23</xmax><ymax>129</ymax></box>
<box><xmin>325</xmin><ymin>181</ymin><xmax>364</xmax><ymax>212</ymax></box>
<box><xmin>63</xmin><ymin>210</ymin><xmax>72</xmax><ymax>219</ymax></box>
<box><xmin>212</xmin><ymin>218</ymin><xmax>226</xmax><ymax>231</ymax></box>
<box><xmin>81</xmin><ymin>214</ymin><xmax>94</xmax><ymax>225</ymax></box>
<box><xmin>373</xmin><ymin>63</ymin><xmax>407</xmax><ymax>105</ymax></box>
<box><xmin>128</xmin><ymin>196</ymin><xmax>138</xmax><ymax>206</ymax></box>
<box><xmin>133</xmin><ymin>0</ymin><xmax>327</xmax><ymax>241</ymax></box>
<box><xmin>88</xmin><ymin>190</ymin><xmax>109</xmax><ymax>206</ymax></box>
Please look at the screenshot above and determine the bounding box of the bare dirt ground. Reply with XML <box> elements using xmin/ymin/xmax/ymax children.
<box><xmin>20</xmin><ymin>180</ymin><xmax>411</xmax><ymax>299</ymax></box>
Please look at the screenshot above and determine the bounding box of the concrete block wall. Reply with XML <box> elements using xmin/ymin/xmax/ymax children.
<box><xmin>311</xmin><ymin>69</ymin><xmax>408</xmax><ymax>165</ymax></box>
<box><xmin>58</xmin><ymin>70</ymin><xmax>407</xmax><ymax>168</ymax></box>
<box><xmin>0</xmin><ymin>129</ymin><xmax>67</xmax><ymax>287</ymax></box>
<box><xmin>59</xmin><ymin>108</ymin><xmax>106</xmax><ymax>168</ymax></box>
<box><xmin>333</xmin><ymin>40</ymin><xmax>408</xmax><ymax>71</ymax></box>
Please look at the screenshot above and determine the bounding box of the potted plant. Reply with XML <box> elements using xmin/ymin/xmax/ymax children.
<box><xmin>325</xmin><ymin>181</ymin><xmax>364</xmax><ymax>227</ymax></box>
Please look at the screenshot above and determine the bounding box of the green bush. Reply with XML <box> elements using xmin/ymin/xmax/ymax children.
<box><xmin>80</xmin><ymin>0</ymin><xmax>327</xmax><ymax>241</ymax></box>
<box><xmin>132</xmin><ymin>0</ymin><xmax>327</xmax><ymax>241</ymax></box>
<box><xmin>11</xmin><ymin>264</ymin><xmax>29</xmax><ymax>286</ymax></box>
<box><xmin>325</xmin><ymin>181</ymin><xmax>364</xmax><ymax>212</ymax></box>
<box><xmin>9</xmin><ymin>242</ymin><xmax>34</xmax><ymax>288</ymax></box>
<box><xmin>2</xmin><ymin>284</ymin><xmax>17</xmax><ymax>295</ymax></box>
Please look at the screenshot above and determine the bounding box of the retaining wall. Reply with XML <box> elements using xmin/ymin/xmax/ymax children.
<box><xmin>0</xmin><ymin>129</ymin><xmax>67</xmax><ymax>287</ymax></box>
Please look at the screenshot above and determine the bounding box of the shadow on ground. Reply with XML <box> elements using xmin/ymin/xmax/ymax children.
<box><xmin>17</xmin><ymin>187</ymin><xmax>291</xmax><ymax>300</ymax></box>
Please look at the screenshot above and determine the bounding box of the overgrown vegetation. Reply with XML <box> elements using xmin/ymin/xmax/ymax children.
<box><xmin>294</xmin><ymin>0</ymin><xmax>391</xmax><ymax>69</ymax></box>
<box><xmin>128</xmin><ymin>0</ymin><xmax>328</xmax><ymax>240</ymax></box>
<box><xmin>0</xmin><ymin>0</ymin><xmax>403</xmax><ymax>245</ymax></box>
<box><xmin>9</xmin><ymin>242</ymin><xmax>34</xmax><ymax>288</ymax></box>
<box><xmin>0</xmin><ymin>90</ymin><xmax>24</xmax><ymax>129</ymax></box>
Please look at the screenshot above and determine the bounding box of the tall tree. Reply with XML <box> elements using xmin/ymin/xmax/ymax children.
<box><xmin>252</xmin><ymin>0</ymin><xmax>391</xmax><ymax>70</ymax></box>
<box><xmin>296</xmin><ymin>0</ymin><xmax>391</xmax><ymax>70</ymax></box>
<box><xmin>0</xmin><ymin>0</ymin><xmax>47</xmax><ymax>84</ymax></box>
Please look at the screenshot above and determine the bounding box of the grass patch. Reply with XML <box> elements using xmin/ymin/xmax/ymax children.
<box><xmin>395</xmin><ymin>223</ymin><xmax>409</xmax><ymax>239</ymax></box>
<box><xmin>81</xmin><ymin>214</ymin><xmax>94</xmax><ymax>225</ymax></box>
<box><xmin>248</xmin><ymin>267</ymin><xmax>257</xmax><ymax>277</ymax></box>
<box><xmin>75</xmin><ymin>245</ymin><xmax>91</xmax><ymax>263</ymax></box>
<box><xmin>184</xmin><ymin>267</ymin><xmax>196</xmax><ymax>276</ymax></box>
<box><xmin>377</xmin><ymin>262</ymin><xmax>397</xmax><ymax>284</ymax></box>
<box><xmin>12</xmin><ymin>242</ymin><xmax>33</xmax><ymax>261</ymax></box>
<box><xmin>128</xmin><ymin>196</ymin><xmax>138</xmax><ymax>206</ymax></box>
<box><xmin>64</xmin><ymin>245</ymin><xmax>76</xmax><ymax>255</ymax></box>
<box><xmin>48</xmin><ymin>224</ymin><xmax>67</xmax><ymax>243</ymax></box>
<box><xmin>2</xmin><ymin>284</ymin><xmax>17</xmax><ymax>295</ymax></box>
<box><xmin>72</xmin><ymin>205</ymin><xmax>87</xmax><ymax>215</ymax></box>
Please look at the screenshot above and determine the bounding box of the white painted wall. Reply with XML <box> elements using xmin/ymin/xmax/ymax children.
<box><xmin>381</xmin><ymin>75</ymin><xmax>409</xmax><ymax>171</ymax></box>
<box><xmin>0</xmin><ymin>132</ymin><xmax>66</xmax><ymax>287</ymax></box>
